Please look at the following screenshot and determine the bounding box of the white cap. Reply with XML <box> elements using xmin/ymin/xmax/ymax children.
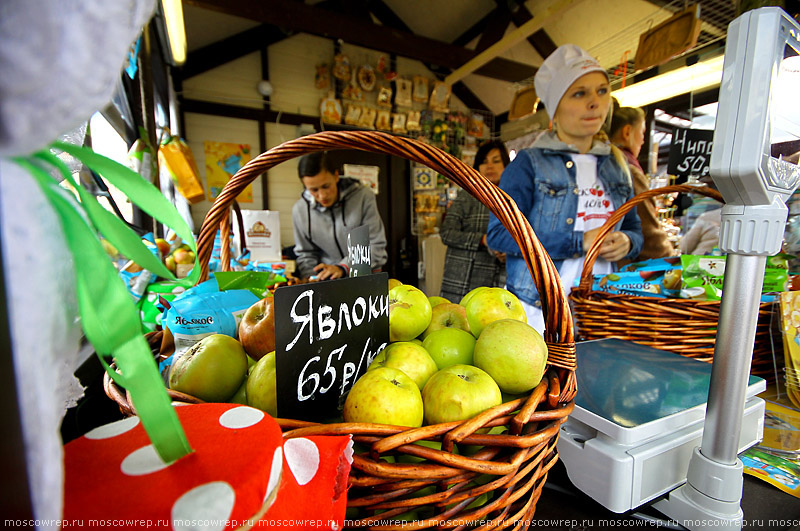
<box><xmin>534</xmin><ymin>44</ymin><xmax>608</xmax><ymax>119</ymax></box>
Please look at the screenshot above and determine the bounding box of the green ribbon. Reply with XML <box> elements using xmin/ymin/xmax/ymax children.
<box><xmin>14</xmin><ymin>143</ymin><xmax>196</xmax><ymax>463</ymax></box>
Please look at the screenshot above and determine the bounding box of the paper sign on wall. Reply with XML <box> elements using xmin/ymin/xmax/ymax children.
<box><xmin>234</xmin><ymin>210</ymin><xmax>281</xmax><ymax>262</ymax></box>
<box><xmin>204</xmin><ymin>141</ymin><xmax>253</xmax><ymax>202</ymax></box>
<box><xmin>343</xmin><ymin>164</ymin><xmax>379</xmax><ymax>194</ymax></box>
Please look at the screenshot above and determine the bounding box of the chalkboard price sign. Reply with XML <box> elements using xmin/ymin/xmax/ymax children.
<box><xmin>347</xmin><ymin>225</ymin><xmax>371</xmax><ymax>277</ymax></box>
<box><xmin>667</xmin><ymin>127</ymin><xmax>715</xmax><ymax>178</ymax></box>
<box><xmin>273</xmin><ymin>273</ymin><xmax>389</xmax><ymax>421</ymax></box>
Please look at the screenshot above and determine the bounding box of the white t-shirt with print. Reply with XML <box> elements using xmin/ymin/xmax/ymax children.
<box><xmin>559</xmin><ymin>153</ymin><xmax>614</xmax><ymax>294</ymax></box>
<box><xmin>520</xmin><ymin>153</ymin><xmax>617</xmax><ymax>334</ymax></box>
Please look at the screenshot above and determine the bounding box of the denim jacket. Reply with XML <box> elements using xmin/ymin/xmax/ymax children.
<box><xmin>487</xmin><ymin>132</ymin><xmax>643</xmax><ymax>307</ymax></box>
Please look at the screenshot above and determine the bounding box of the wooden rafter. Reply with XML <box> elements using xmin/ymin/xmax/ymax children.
<box><xmin>364</xmin><ymin>1</ymin><xmax>489</xmax><ymax>111</ymax></box>
<box><xmin>185</xmin><ymin>0</ymin><xmax>536</xmax><ymax>82</ymax></box>
<box><xmin>507</xmin><ymin>2</ymin><xmax>558</xmax><ymax>59</ymax></box>
<box><xmin>444</xmin><ymin>0</ymin><xmax>585</xmax><ymax>85</ymax></box>
<box><xmin>182</xmin><ymin>24</ymin><xmax>290</xmax><ymax>79</ymax></box>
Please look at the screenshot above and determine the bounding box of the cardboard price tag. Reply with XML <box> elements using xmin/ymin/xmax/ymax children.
<box><xmin>274</xmin><ymin>273</ymin><xmax>389</xmax><ymax>421</ymax></box>
<box><xmin>347</xmin><ymin>225</ymin><xmax>371</xmax><ymax>277</ymax></box>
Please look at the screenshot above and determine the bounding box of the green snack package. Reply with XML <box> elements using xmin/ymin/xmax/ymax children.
<box><xmin>680</xmin><ymin>254</ymin><xmax>788</xmax><ymax>300</ymax></box>
<box><xmin>214</xmin><ymin>270</ymin><xmax>287</xmax><ymax>299</ymax></box>
<box><xmin>137</xmin><ymin>281</ymin><xmax>189</xmax><ymax>332</ymax></box>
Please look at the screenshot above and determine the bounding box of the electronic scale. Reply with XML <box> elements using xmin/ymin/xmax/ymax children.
<box><xmin>560</xmin><ymin>8</ymin><xmax>800</xmax><ymax>530</ymax></box>
<box><xmin>558</xmin><ymin>339</ymin><xmax>766</xmax><ymax>513</ymax></box>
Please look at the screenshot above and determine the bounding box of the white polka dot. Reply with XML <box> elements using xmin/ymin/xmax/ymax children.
<box><xmin>284</xmin><ymin>438</ymin><xmax>320</xmax><ymax>486</ymax></box>
<box><xmin>343</xmin><ymin>439</ymin><xmax>354</xmax><ymax>465</ymax></box>
<box><xmin>219</xmin><ymin>406</ymin><xmax>264</xmax><ymax>429</ymax></box>
<box><xmin>120</xmin><ymin>445</ymin><xmax>170</xmax><ymax>476</ymax></box>
<box><xmin>171</xmin><ymin>481</ymin><xmax>235</xmax><ymax>531</ymax></box>
<box><xmin>265</xmin><ymin>446</ymin><xmax>282</xmax><ymax>503</ymax></box>
<box><xmin>171</xmin><ymin>286</ymin><xmax>186</xmax><ymax>295</ymax></box>
<box><xmin>84</xmin><ymin>416</ymin><xmax>140</xmax><ymax>440</ymax></box>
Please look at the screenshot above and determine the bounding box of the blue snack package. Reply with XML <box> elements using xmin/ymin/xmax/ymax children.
<box><xmin>119</xmin><ymin>232</ymin><xmax>159</xmax><ymax>302</ymax></box>
<box><xmin>163</xmin><ymin>288</ymin><xmax>259</xmax><ymax>353</ymax></box>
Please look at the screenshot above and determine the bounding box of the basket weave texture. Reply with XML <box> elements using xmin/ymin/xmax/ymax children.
<box><xmin>569</xmin><ymin>184</ymin><xmax>779</xmax><ymax>381</ymax></box>
<box><xmin>106</xmin><ymin>131</ymin><xmax>578</xmax><ymax>530</ymax></box>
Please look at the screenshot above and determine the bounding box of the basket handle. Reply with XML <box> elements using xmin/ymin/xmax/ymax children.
<box><xmin>218</xmin><ymin>201</ymin><xmax>247</xmax><ymax>273</ymax></box>
<box><xmin>577</xmin><ymin>184</ymin><xmax>724</xmax><ymax>291</ymax></box>
<box><xmin>196</xmin><ymin>131</ymin><xmax>576</xmax><ymax>357</ymax></box>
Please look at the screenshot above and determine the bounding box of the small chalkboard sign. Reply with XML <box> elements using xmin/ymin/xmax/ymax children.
<box><xmin>273</xmin><ymin>273</ymin><xmax>389</xmax><ymax>421</ymax></box>
<box><xmin>667</xmin><ymin>127</ymin><xmax>715</xmax><ymax>178</ymax></box>
<box><xmin>347</xmin><ymin>225</ymin><xmax>371</xmax><ymax>277</ymax></box>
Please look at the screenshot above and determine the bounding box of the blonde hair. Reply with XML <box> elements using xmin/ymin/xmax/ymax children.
<box><xmin>595</xmin><ymin>128</ymin><xmax>632</xmax><ymax>188</ymax></box>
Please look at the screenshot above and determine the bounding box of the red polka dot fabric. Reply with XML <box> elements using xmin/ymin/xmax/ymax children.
<box><xmin>64</xmin><ymin>403</ymin><xmax>352</xmax><ymax>530</ymax></box>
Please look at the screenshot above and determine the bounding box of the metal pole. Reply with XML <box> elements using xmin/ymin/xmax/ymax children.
<box><xmin>700</xmin><ymin>253</ymin><xmax>766</xmax><ymax>465</ymax></box>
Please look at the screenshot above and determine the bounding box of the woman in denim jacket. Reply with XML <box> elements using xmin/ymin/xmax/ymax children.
<box><xmin>487</xmin><ymin>44</ymin><xmax>643</xmax><ymax>332</ymax></box>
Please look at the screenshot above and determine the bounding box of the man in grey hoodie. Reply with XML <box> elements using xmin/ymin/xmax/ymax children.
<box><xmin>292</xmin><ymin>152</ymin><xmax>388</xmax><ymax>280</ymax></box>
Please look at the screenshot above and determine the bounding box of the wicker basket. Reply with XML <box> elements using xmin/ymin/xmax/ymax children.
<box><xmin>569</xmin><ymin>184</ymin><xmax>780</xmax><ymax>381</ymax></box>
<box><xmin>105</xmin><ymin>130</ymin><xmax>578</xmax><ymax>529</ymax></box>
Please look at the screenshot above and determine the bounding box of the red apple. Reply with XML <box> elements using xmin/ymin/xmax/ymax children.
<box><xmin>238</xmin><ymin>296</ymin><xmax>276</xmax><ymax>361</ymax></box>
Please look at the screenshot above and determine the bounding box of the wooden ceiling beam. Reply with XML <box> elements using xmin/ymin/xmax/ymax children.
<box><xmin>185</xmin><ymin>0</ymin><xmax>535</xmax><ymax>82</ymax></box>
<box><xmin>508</xmin><ymin>2</ymin><xmax>558</xmax><ymax>60</ymax></box>
<box><xmin>476</xmin><ymin>6</ymin><xmax>513</xmax><ymax>53</ymax></box>
<box><xmin>444</xmin><ymin>0</ymin><xmax>582</xmax><ymax>85</ymax></box>
<box><xmin>181</xmin><ymin>24</ymin><xmax>290</xmax><ymax>79</ymax></box>
<box><xmin>368</xmin><ymin>3</ymin><xmax>490</xmax><ymax>111</ymax></box>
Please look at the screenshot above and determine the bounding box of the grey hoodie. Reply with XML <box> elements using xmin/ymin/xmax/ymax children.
<box><xmin>291</xmin><ymin>177</ymin><xmax>388</xmax><ymax>278</ymax></box>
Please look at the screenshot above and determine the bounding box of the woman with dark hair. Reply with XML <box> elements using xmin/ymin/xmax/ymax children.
<box><xmin>291</xmin><ymin>151</ymin><xmax>387</xmax><ymax>279</ymax></box>
<box><xmin>439</xmin><ymin>140</ymin><xmax>510</xmax><ymax>303</ymax></box>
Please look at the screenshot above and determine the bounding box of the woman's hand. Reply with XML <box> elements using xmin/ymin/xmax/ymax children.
<box><xmin>313</xmin><ymin>263</ymin><xmax>345</xmax><ymax>280</ymax></box>
<box><xmin>583</xmin><ymin>228</ymin><xmax>631</xmax><ymax>262</ymax></box>
<box><xmin>598</xmin><ymin>231</ymin><xmax>631</xmax><ymax>262</ymax></box>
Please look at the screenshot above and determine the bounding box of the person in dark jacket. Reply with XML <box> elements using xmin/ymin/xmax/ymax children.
<box><xmin>439</xmin><ymin>140</ymin><xmax>510</xmax><ymax>303</ymax></box>
<box><xmin>291</xmin><ymin>152</ymin><xmax>387</xmax><ymax>280</ymax></box>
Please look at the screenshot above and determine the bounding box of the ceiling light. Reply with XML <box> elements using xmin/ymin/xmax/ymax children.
<box><xmin>613</xmin><ymin>55</ymin><xmax>725</xmax><ymax>108</ymax></box>
<box><xmin>161</xmin><ymin>0</ymin><xmax>187</xmax><ymax>65</ymax></box>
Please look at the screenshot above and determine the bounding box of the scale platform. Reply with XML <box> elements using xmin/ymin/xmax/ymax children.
<box><xmin>558</xmin><ymin>339</ymin><xmax>766</xmax><ymax>514</ymax></box>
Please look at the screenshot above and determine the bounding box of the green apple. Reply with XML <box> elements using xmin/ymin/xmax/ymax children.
<box><xmin>428</xmin><ymin>296</ymin><xmax>450</xmax><ymax>307</ymax></box>
<box><xmin>388</xmin><ymin>285</ymin><xmax>432</xmax><ymax>342</ymax></box>
<box><xmin>422</xmin><ymin>302</ymin><xmax>470</xmax><ymax>338</ymax></box>
<box><xmin>422</xmin><ymin>364</ymin><xmax>502</xmax><ymax>425</ymax></box>
<box><xmin>473</xmin><ymin>319</ymin><xmax>548</xmax><ymax>394</ymax></box>
<box><xmin>459</xmin><ymin>286</ymin><xmax>489</xmax><ymax>307</ymax></box>
<box><xmin>344</xmin><ymin>367</ymin><xmax>424</xmax><ymax>427</ymax></box>
<box><xmin>422</xmin><ymin>328</ymin><xmax>476</xmax><ymax>369</ymax></box>
<box><xmin>465</xmin><ymin>287</ymin><xmax>526</xmax><ymax>338</ymax></box>
<box><xmin>229</xmin><ymin>378</ymin><xmax>248</xmax><ymax>404</ymax></box>
<box><xmin>246</xmin><ymin>351</ymin><xmax>277</xmax><ymax>416</ymax></box>
<box><xmin>168</xmin><ymin>334</ymin><xmax>248</xmax><ymax>402</ymax></box>
<box><xmin>368</xmin><ymin>342</ymin><xmax>438</xmax><ymax>389</ymax></box>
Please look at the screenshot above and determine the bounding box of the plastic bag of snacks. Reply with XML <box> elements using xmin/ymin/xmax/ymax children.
<box><xmin>681</xmin><ymin>254</ymin><xmax>789</xmax><ymax>300</ymax></box>
<box><xmin>118</xmin><ymin>233</ymin><xmax>160</xmax><ymax>302</ymax></box>
<box><xmin>582</xmin><ymin>254</ymin><xmax>789</xmax><ymax>301</ymax></box>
